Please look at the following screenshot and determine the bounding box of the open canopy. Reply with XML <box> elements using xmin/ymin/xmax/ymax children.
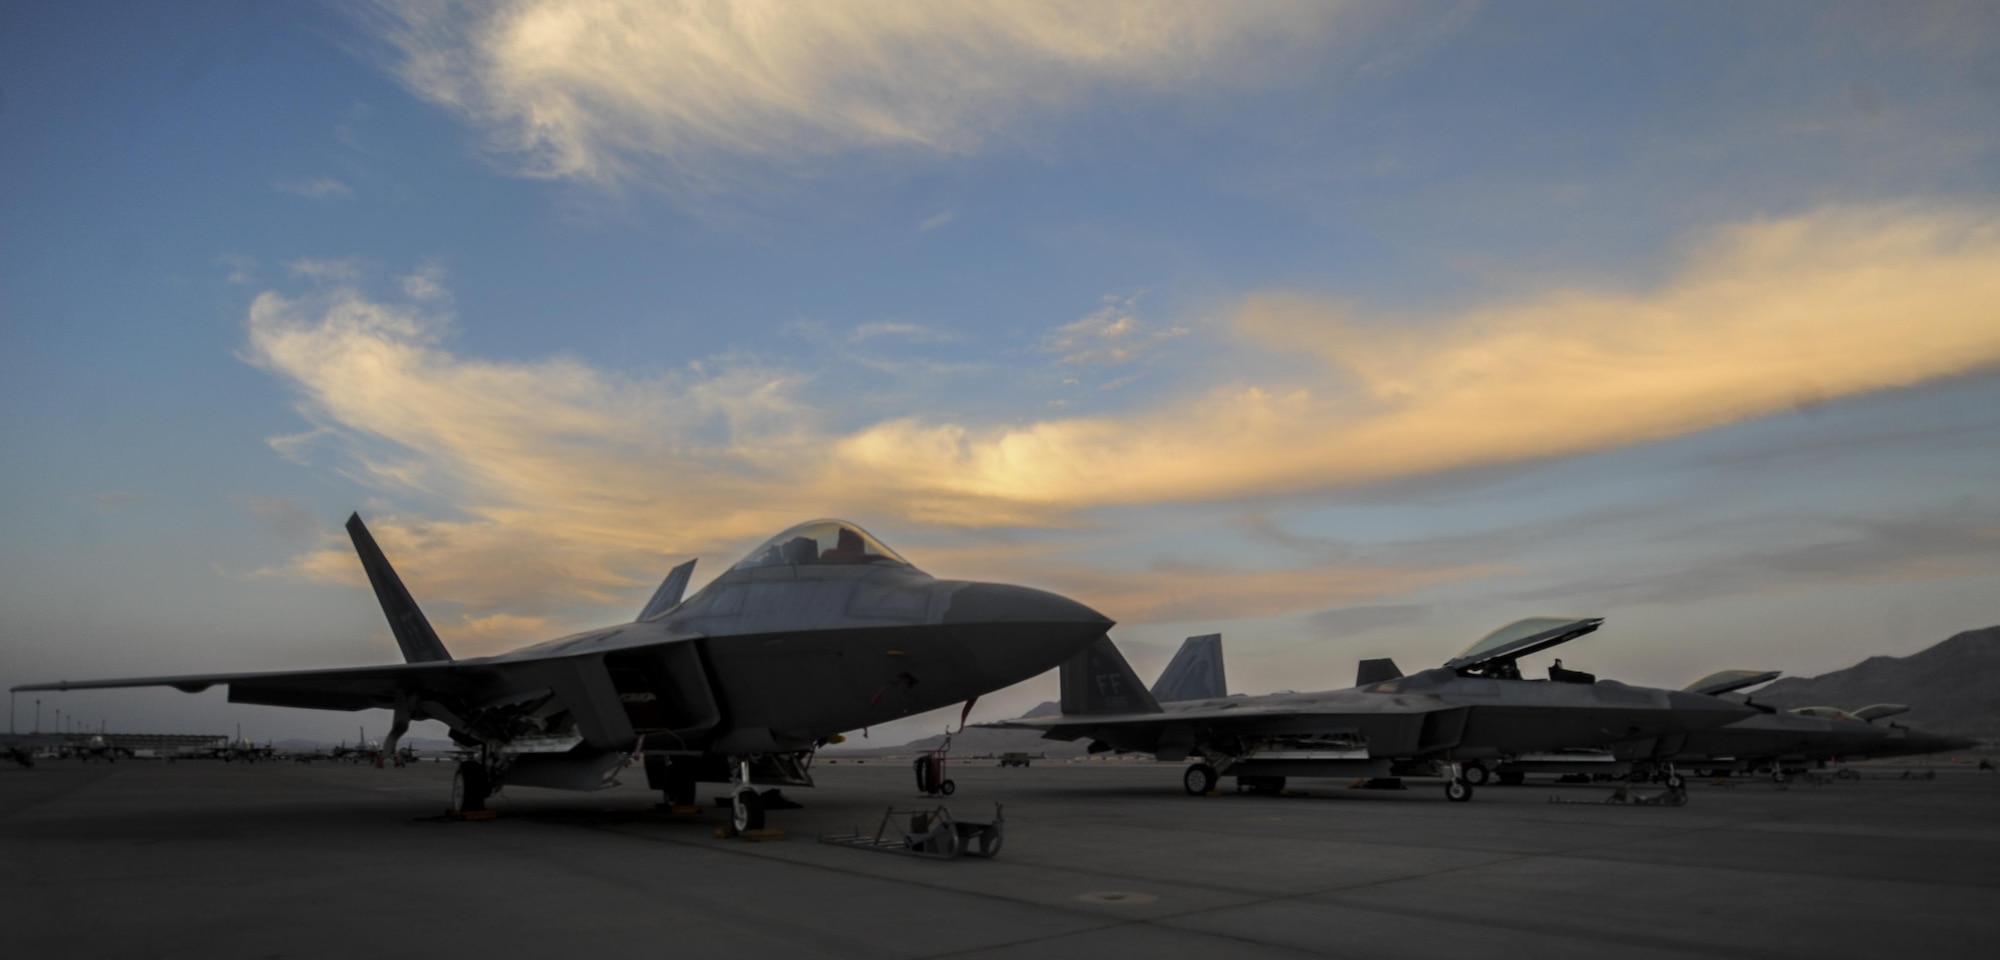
<box><xmin>1444</xmin><ymin>616</ymin><xmax>1603</xmax><ymax>673</ymax></box>
<box><xmin>1683</xmin><ymin>669</ymin><xmax>1781</xmax><ymax>697</ymax></box>
<box><xmin>731</xmin><ymin>519</ymin><xmax>911</xmax><ymax>571</ymax></box>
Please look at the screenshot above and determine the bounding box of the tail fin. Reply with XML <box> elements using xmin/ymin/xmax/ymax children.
<box><xmin>637</xmin><ymin>559</ymin><xmax>697</xmax><ymax>621</ymax></box>
<box><xmin>1059</xmin><ymin>636</ymin><xmax>1162</xmax><ymax>716</ymax></box>
<box><xmin>345</xmin><ymin>513</ymin><xmax>452</xmax><ymax>664</ymax></box>
<box><xmin>1151</xmin><ymin>634</ymin><xmax>1227</xmax><ymax>702</ymax></box>
<box><xmin>1356</xmin><ymin>658</ymin><xmax>1402</xmax><ymax>686</ymax></box>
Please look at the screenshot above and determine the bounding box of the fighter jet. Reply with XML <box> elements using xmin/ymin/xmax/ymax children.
<box><xmin>1619</xmin><ymin>671</ymin><xmax>1978</xmax><ymax>781</ymax></box>
<box><xmin>14</xmin><ymin>515</ymin><xmax>1111</xmax><ymax>831</ymax></box>
<box><xmin>988</xmin><ymin>618</ymin><xmax>1751</xmax><ymax>802</ymax></box>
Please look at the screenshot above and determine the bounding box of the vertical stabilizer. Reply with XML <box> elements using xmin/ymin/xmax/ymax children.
<box><xmin>1059</xmin><ymin>636</ymin><xmax>1163</xmax><ymax>716</ymax></box>
<box><xmin>1151</xmin><ymin>634</ymin><xmax>1227</xmax><ymax>702</ymax></box>
<box><xmin>345</xmin><ymin>513</ymin><xmax>452</xmax><ymax>664</ymax></box>
<box><xmin>637</xmin><ymin>559</ymin><xmax>697</xmax><ymax>621</ymax></box>
<box><xmin>1355</xmin><ymin>658</ymin><xmax>1403</xmax><ymax>686</ymax></box>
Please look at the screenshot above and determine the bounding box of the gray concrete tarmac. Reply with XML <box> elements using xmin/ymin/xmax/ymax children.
<box><xmin>3</xmin><ymin>757</ymin><xmax>1995</xmax><ymax>959</ymax></box>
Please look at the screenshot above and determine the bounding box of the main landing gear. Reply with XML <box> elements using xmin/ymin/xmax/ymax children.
<box><xmin>1183</xmin><ymin>763</ymin><xmax>1218</xmax><ymax>795</ymax></box>
<box><xmin>451</xmin><ymin>760</ymin><xmax>491</xmax><ymax>814</ymax></box>
<box><xmin>1462</xmin><ymin>763</ymin><xmax>1491</xmax><ymax>786</ymax></box>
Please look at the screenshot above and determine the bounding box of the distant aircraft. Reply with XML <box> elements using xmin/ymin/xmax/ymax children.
<box><xmin>988</xmin><ymin>618</ymin><xmax>1751</xmax><ymax>801</ymax></box>
<box><xmin>15</xmin><ymin>515</ymin><xmax>1111</xmax><ymax>831</ymax></box>
<box><xmin>1617</xmin><ymin>671</ymin><xmax>1978</xmax><ymax>781</ymax></box>
<box><xmin>0</xmin><ymin>733</ymin><xmax>64</xmax><ymax>768</ymax></box>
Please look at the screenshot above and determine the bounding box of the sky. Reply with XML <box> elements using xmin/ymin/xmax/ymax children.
<box><xmin>3</xmin><ymin>0</ymin><xmax>1998</xmax><ymax>746</ymax></box>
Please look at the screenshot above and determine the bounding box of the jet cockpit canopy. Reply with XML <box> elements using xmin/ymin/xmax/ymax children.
<box><xmin>1790</xmin><ymin>706</ymin><xmax>1859</xmax><ymax>722</ymax></box>
<box><xmin>1683</xmin><ymin>669</ymin><xmax>1781</xmax><ymax>697</ymax></box>
<box><xmin>731</xmin><ymin>519</ymin><xmax>912</xmax><ymax>571</ymax></box>
<box><xmin>1444</xmin><ymin>616</ymin><xmax>1603</xmax><ymax>678</ymax></box>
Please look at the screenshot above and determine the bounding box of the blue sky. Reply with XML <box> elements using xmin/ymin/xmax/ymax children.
<box><xmin>4</xmin><ymin>1</ymin><xmax>1998</xmax><ymax>744</ymax></box>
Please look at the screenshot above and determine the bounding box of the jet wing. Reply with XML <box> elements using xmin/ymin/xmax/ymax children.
<box><xmin>986</xmin><ymin>692</ymin><xmax>1463</xmax><ymax>754</ymax></box>
<box><xmin>11</xmin><ymin>622</ymin><xmax>710</xmax><ymax>712</ymax></box>
<box><xmin>11</xmin><ymin>660</ymin><xmax>493</xmax><ymax>711</ymax></box>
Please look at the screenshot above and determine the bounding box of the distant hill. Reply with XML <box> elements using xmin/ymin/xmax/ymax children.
<box><xmin>1749</xmin><ymin>625</ymin><xmax>2000</xmax><ymax>740</ymax></box>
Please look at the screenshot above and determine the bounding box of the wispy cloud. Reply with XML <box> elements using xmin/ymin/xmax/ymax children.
<box><xmin>286</xmin><ymin>257</ymin><xmax>365</xmax><ymax>283</ymax></box>
<box><xmin>917</xmin><ymin>210</ymin><xmax>957</xmax><ymax>233</ymax></box>
<box><xmin>401</xmin><ymin>262</ymin><xmax>449</xmax><ymax>302</ymax></box>
<box><xmin>1039</xmin><ymin>293</ymin><xmax>1186</xmax><ymax>366</ymax></box>
<box><xmin>846</xmin><ymin>207</ymin><xmax>2000</xmax><ymax>520</ymax></box>
<box><xmin>849</xmin><ymin>322</ymin><xmax>957</xmax><ymax>344</ymax></box>
<box><xmin>274</xmin><ymin>177</ymin><xmax>353</xmax><ymax>200</ymax></box>
<box><xmin>364</xmin><ymin>0</ymin><xmax>1343</xmax><ymax>189</ymax></box>
<box><xmin>240</xmin><ymin>205</ymin><xmax>2000</xmax><ymax>642</ymax></box>
<box><xmin>219</xmin><ymin>253</ymin><xmax>258</xmax><ymax>285</ymax></box>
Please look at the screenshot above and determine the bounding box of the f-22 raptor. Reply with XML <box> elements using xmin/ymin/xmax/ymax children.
<box><xmin>14</xmin><ymin>516</ymin><xmax>1112</xmax><ymax>831</ymax></box>
<box><xmin>991</xmin><ymin>618</ymin><xmax>1751</xmax><ymax>802</ymax></box>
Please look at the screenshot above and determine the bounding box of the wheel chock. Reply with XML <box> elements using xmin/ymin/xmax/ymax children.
<box><xmin>714</xmin><ymin>825</ymin><xmax>787</xmax><ymax>841</ymax></box>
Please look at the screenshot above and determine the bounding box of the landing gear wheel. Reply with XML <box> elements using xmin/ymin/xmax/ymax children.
<box><xmin>451</xmin><ymin>761</ymin><xmax>490</xmax><ymax>813</ymax></box>
<box><xmin>731</xmin><ymin>787</ymin><xmax>766</xmax><ymax>833</ymax></box>
<box><xmin>939</xmin><ymin>779</ymin><xmax>956</xmax><ymax>797</ymax></box>
<box><xmin>1183</xmin><ymin>763</ymin><xmax>1218</xmax><ymax>796</ymax></box>
<box><xmin>1445</xmin><ymin>778</ymin><xmax>1474</xmax><ymax>802</ymax></box>
<box><xmin>1463</xmin><ymin>764</ymin><xmax>1491</xmax><ymax>786</ymax></box>
<box><xmin>1665</xmin><ymin>772</ymin><xmax>1686</xmax><ymax>790</ymax></box>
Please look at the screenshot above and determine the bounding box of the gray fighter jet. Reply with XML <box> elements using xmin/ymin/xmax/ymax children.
<box><xmin>14</xmin><ymin>516</ymin><xmax>1111</xmax><ymax>830</ymax></box>
<box><xmin>1617</xmin><ymin>671</ymin><xmax>1978</xmax><ymax>781</ymax></box>
<box><xmin>989</xmin><ymin>618</ymin><xmax>1752</xmax><ymax>802</ymax></box>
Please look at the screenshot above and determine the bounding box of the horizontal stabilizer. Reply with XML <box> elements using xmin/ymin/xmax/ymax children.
<box><xmin>1356</xmin><ymin>658</ymin><xmax>1403</xmax><ymax>686</ymax></box>
<box><xmin>346</xmin><ymin>513</ymin><xmax>452</xmax><ymax>664</ymax></box>
<box><xmin>1060</xmin><ymin>636</ymin><xmax>1162</xmax><ymax>716</ymax></box>
<box><xmin>638</xmin><ymin>559</ymin><xmax>697</xmax><ymax>621</ymax></box>
<box><xmin>1151</xmin><ymin>634</ymin><xmax>1226</xmax><ymax>702</ymax></box>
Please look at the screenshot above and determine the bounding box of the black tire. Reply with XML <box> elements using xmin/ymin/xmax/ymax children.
<box><xmin>451</xmin><ymin>761</ymin><xmax>489</xmax><ymax>813</ymax></box>
<box><xmin>663</xmin><ymin>763</ymin><xmax>698</xmax><ymax>807</ymax></box>
<box><xmin>1183</xmin><ymin>763</ymin><xmax>1218</xmax><ymax>796</ymax></box>
<box><xmin>1463</xmin><ymin>764</ymin><xmax>1490</xmax><ymax>786</ymax></box>
<box><xmin>939</xmin><ymin>779</ymin><xmax>956</xmax><ymax>797</ymax></box>
<box><xmin>1445</xmin><ymin>778</ymin><xmax>1473</xmax><ymax>803</ymax></box>
<box><xmin>731</xmin><ymin>787</ymin><xmax>765</xmax><ymax>833</ymax></box>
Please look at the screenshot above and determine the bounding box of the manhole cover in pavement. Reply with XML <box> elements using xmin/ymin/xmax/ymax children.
<box><xmin>1075</xmin><ymin>891</ymin><xmax>1158</xmax><ymax>904</ymax></box>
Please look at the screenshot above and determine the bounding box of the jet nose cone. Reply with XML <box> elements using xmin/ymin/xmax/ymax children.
<box><xmin>943</xmin><ymin>582</ymin><xmax>1113</xmax><ymax>631</ymax></box>
<box><xmin>1667</xmin><ymin>691</ymin><xmax>1757</xmax><ymax>731</ymax></box>
<box><xmin>942</xmin><ymin>582</ymin><xmax>1113</xmax><ymax>681</ymax></box>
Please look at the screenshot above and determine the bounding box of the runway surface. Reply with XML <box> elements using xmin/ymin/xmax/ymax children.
<box><xmin>3</xmin><ymin>757</ymin><xmax>1995</xmax><ymax>958</ymax></box>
